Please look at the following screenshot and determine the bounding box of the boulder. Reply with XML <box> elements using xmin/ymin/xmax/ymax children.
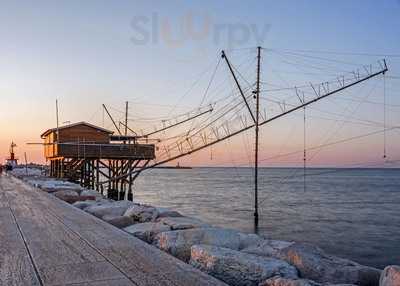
<box><xmin>39</xmin><ymin>180</ymin><xmax>82</xmax><ymax>192</ymax></box>
<box><xmin>190</xmin><ymin>245</ymin><xmax>298</xmax><ymax>286</ymax></box>
<box><xmin>85</xmin><ymin>200</ymin><xmax>134</xmax><ymax>219</ymax></box>
<box><xmin>80</xmin><ymin>189</ymin><xmax>103</xmax><ymax>199</ymax></box>
<box><xmin>124</xmin><ymin>222</ymin><xmax>171</xmax><ymax>243</ymax></box>
<box><xmin>380</xmin><ymin>266</ymin><xmax>400</xmax><ymax>286</ymax></box>
<box><xmin>72</xmin><ymin>199</ymin><xmax>110</xmax><ymax>210</ymax></box>
<box><xmin>259</xmin><ymin>276</ymin><xmax>357</xmax><ymax>286</ymax></box>
<box><xmin>53</xmin><ymin>189</ymin><xmax>82</xmax><ymax>203</ymax></box>
<box><xmin>250</xmin><ymin>242</ymin><xmax>381</xmax><ymax>286</ymax></box>
<box><xmin>156</xmin><ymin>207</ymin><xmax>183</xmax><ymax>218</ymax></box>
<box><xmin>102</xmin><ymin>215</ymin><xmax>136</xmax><ymax>228</ymax></box>
<box><xmin>238</xmin><ymin>233</ymin><xmax>265</xmax><ymax>250</ymax></box>
<box><xmin>73</xmin><ymin>200</ymin><xmax>99</xmax><ymax>210</ymax></box>
<box><xmin>43</xmin><ymin>187</ymin><xmax>80</xmax><ymax>194</ymax></box>
<box><xmin>53</xmin><ymin>189</ymin><xmax>79</xmax><ymax>198</ymax></box>
<box><xmin>124</xmin><ymin>205</ymin><xmax>158</xmax><ymax>223</ymax></box>
<box><xmin>242</xmin><ymin>239</ymin><xmax>294</xmax><ymax>257</ymax></box>
<box><xmin>154</xmin><ymin>227</ymin><xmax>257</xmax><ymax>262</ymax></box>
<box><xmin>58</xmin><ymin>195</ymin><xmax>96</xmax><ymax>204</ymax></box>
<box><xmin>157</xmin><ymin>216</ymin><xmax>209</xmax><ymax>230</ymax></box>
<box><xmin>259</xmin><ymin>276</ymin><xmax>319</xmax><ymax>286</ymax></box>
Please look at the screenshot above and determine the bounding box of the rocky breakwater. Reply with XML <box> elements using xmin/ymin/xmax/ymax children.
<box><xmin>10</xmin><ymin>167</ymin><xmax>399</xmax><ymax>286</ymax></box>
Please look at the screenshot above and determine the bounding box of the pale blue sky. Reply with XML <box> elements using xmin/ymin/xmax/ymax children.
<box><xmin>0</xmin><ymin>0</ymin><xmax>399</xmax><ymax>165</ymax></box>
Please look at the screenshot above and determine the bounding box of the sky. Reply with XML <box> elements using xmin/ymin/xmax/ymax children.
<box><xmin>0</xmin><ymin>0</ymin><xmax>399</xmax><ymax>167</ymax></box>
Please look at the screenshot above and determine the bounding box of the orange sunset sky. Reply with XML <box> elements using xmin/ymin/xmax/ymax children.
<box><xmin>1</xmin><ymin>1</ymin><xmax>399</xmax><ymax>168</ymax></box>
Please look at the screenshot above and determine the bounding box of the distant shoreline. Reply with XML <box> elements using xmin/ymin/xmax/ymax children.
<box><xmin>156</xmin><ymin>166</ymin><xmax>400</xmax><ymax>170</ymax></box>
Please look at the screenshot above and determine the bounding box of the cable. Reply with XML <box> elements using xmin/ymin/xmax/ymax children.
<box><xmin>258</xmin><ymin>127</ymin><xmax>399</xmax><ymax>164</ymax></box>
<box><xmin>264</xmin><ymin>48</ymin><xmax>400</xmax><ymax>58</ymax></box>
<box><xmin>187</xmin><ymin>57</ymin><xmax>221</xmax><ymax>136</ymax></box>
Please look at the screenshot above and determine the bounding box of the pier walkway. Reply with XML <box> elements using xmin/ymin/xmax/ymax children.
<box><xmin>0</xmin><ymin>175</ymin><xmax>226</xmax><ymax>286</ymax></box>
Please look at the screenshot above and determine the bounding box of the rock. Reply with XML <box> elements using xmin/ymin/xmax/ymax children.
<box><xmin>80</xmin><ymin>189</ymin><xmax>103</xmax><ymax>199</ymax></box>
<box><xmin>157</xmin><ymin>216</ymin><xmax>209</xmax><ymax>230</ymax></box>
<box><xmin>72</xmin><ymin>199</ymin><xmax>110</xmax><ymax>210</ymax></box>
<box><xmin>259</xmin><ymin>276</ymin><xmax>319</xmax><ymax>286</ymax></box>
<box><xmin>124</xmin><ymin>205</ymin><xmax>158</xmax><ymax>222</ymax></box>
<box><xmin>242</xmin><ymin>239</ymin><xmax>294</xmax><ymax>257</ymax></box>
<box><xmin>380</xmin><ymin>266</ymin><xmax>400</xmax><ymax>286</ymax></box>
<box><xmin>73</xmin><ymin>200</ymin><xmax>99</xmax><ymax>210</ymax></box>
<box><xmin>39</xmin><ymin>180</ymin><xmax>83</xmax><ymax>192</ymax></box>
<box><xmin>53</xmin><ymin>189</ymin><xmax>82</xmax><ymax>203</ymax></box>
<box><xmin>58</xmin><ymin>195</ymin><xmax>96</xmax><ymax>204</ymax></box>
<box><xmin>238</xmin><ymin>233</ymin><xmax>265</xmax><ymax>250</ymax></box>
<box><xmin>53</xmin><ymin>189</ymin><xmax>79</xmax><ymax>197</ymax></box>
<box><xmin>259</xmin><ymin>276</ymin><xmax>359</xmax><ymax>286</ymax></box>
<box><xmin>266</xmin><ymin>243</ymin><xmax>380</xmax><ymax>286</ymax></box>
<box><xmin>190</xmin><ymin>245</ymin><xmax>298</xmax><ymax>286</ymax></box>
<box><xmin>154</xmin><ymin>227</ymin><xmax>253</xmax><ymax>262</ymax></box>
<box><xmin>43</xmin><ymin>187</ymin><xmax>79</xmax><ymax>194</ymax></box>
<box><xmin>124</xmin><ymin>222</ymin><xmax>171</xmax><ymax>243</ymax></box>
<box><xmin>156</xmin><ymin>207</ymin><xmax>183</xmax><ymax>218</ymax></box>
<box><xmin>102</xmin><ymin>215</ymin><xmax>136</xmax><ymax>228</ymax></box>
<box><xmin>85</xmin><ymin>200</ymin><xmax>134</xmax><ymax>219</ymax></box>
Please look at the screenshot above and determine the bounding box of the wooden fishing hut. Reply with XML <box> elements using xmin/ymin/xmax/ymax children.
<box><xmin>41</xmin><ymin>122</ymin><xmax>155</xmax><ymax>200</ymax></box>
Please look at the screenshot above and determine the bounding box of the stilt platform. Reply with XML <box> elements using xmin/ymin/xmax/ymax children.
<box><xmin>0</xmin><ymin>175</ymin><xmax>226</xmax><ymax>286</ymax></box>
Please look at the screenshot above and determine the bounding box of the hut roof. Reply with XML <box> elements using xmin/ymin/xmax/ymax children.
<box><xmin>40</xmin><ymin>122</ymin><xmax>114</xmax><ymax>138</ymax></box>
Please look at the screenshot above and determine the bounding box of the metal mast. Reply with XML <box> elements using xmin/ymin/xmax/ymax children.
<box><xmin>254</xmin><ymin>46</ymin><xmax>261</xmax><ymax>223</ymax></box>
<box><xmin>125</xmin><ymin>101</ymin><xmax>129</xmax><ymax>144</ymax></box>
<box><xmin>125</xmin><ymin>101</ymin><xmax>129</xmax><ymax>137</ymax></box>
<box><xmin>56</xmin><ymin>99</ymin><xmax>59</xmax><ymax>142</ymax></box>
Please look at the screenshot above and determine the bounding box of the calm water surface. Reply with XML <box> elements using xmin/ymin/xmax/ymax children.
<box><xmin>132</xmin><ymin>167</ymin><xmax>400</xmax><ymax>269</ymax></box>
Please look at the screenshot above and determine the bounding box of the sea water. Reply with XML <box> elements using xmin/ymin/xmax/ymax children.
<box><xmin>133</xmin><ymin>167</ymin><xmax>400</xmax><ymax>268</ymax></box>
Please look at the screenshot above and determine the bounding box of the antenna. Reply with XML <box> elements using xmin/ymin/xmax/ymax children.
<box><xmin>125</xmin><ymin>101</ymin><xmax>129</xmax><ymax>139</ymax></box>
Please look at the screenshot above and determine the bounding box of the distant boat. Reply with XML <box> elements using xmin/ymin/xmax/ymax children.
<box><xmin>154</xmin><ymin>162</ymin><xmax>192</xmax><ymax>169</ymax></box>
<box><xmin>175</xmin><ymin>162</ymin><xmax>192</xmax><ymax>169</ymax></box>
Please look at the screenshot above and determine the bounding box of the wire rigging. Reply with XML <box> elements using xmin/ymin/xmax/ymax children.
<box><xmin>96</xmin><ymin>47</ymin><xmax>396</xmax><ymax>221</ymax></box>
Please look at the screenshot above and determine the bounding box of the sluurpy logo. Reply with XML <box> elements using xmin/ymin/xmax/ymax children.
<box><xmin>130</xmin><ymin>11</ymin><xmax>271</xmax><ymax>51</ymax></box>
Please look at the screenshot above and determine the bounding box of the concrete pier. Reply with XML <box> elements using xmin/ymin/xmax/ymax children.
<box><xmin>0</xmin><ymin>175</ymin><xmax>226</xmax><ymax>286</ymax></box>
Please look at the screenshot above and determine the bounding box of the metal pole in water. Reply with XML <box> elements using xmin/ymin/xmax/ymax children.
<box><xmin>56</xmin><ymin>99</ymin><xmax>59</xmax><ymax>142</ymax></box>
<box><xmin>254</xmin><ymin>46</ymin><xmax>261</xmax><ymax>224</ymax></box>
